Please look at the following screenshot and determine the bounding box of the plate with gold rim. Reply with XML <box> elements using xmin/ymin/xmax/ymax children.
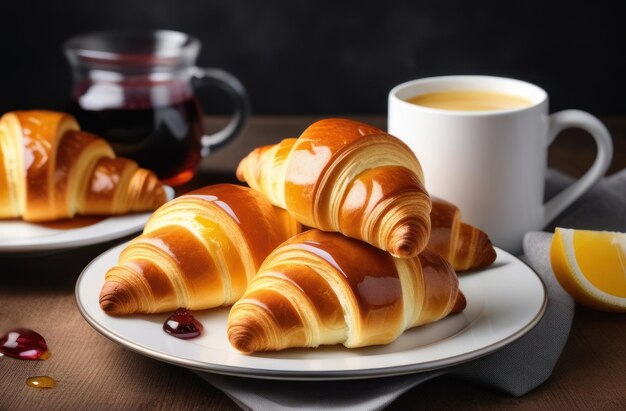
<box><xmin>75</xmin><ymin>243</ymin><xmax>547</xmax><ymax>380</ymax></box>
<box><xmin>0</xmin><ymin>186</ymin><xmax>174</xmax><ymax>254</ymax></box>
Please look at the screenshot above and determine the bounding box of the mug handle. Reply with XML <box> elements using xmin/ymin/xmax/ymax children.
<box><xmin>191</xmin><ymin>67</ymin><xmax>250</xmax><ymax>156</ymax></box>
<box><xmin>543</xmin><ymin>110</ymin><xmax>613</xmax><ymax>225</ymax></box>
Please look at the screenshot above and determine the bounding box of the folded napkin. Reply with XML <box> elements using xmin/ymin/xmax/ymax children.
<box><xmin>196</xmin><ymin>169</ymin><xmax>626</xmax><ymax>411</ymax></box>
<box><xmin>544</xmin><ymin>169</ymin><xmax>626</xmax><ymax>232</ymax></box>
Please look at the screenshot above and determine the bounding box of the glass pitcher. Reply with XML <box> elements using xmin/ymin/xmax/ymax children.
<box><xmin>64</xmin><ymin>30</ymin><xmax>249</xmax><ymax>186</ymax></box>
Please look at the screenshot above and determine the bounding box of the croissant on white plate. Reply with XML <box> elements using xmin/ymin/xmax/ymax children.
<box><xmin>0</xmin><ymin>110</ymin><xmax>166</xmax><ymax>221</ymax></box>
<box><xmin>99</xmin><ymin>184</ymin><xmax>301</xmax><ymax>315</ymax></box>
<box><xmin>428</xmin><ymin>197</ymin><xmax>497</xmax><ymax>271</ymax></box>
<box><xmin>227</xmin><ymin>229</ymin><xmax>465</xmax><ymax>353</ymax></box>
<box><xmin>236</xmin><ymin>118</ymin><xmax>431</xmax><ymax>259</ymax></box>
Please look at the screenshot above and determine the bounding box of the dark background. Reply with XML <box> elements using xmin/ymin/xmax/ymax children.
<box><xmin>1</xmin><ymin>0</ymin><xmax>624</xmax><ymax>115</ymax></box>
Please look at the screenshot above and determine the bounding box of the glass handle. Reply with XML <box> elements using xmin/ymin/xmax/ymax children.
<box><xmin>191</xmin><ymin>67</ymin><xmax>250</xmax><ymax>156</ymax></box>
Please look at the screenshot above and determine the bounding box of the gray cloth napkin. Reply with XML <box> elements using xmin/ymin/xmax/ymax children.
<box><xmin>544</xmin><ymin>169</ymin><xmax>626</xmax><ymax>231</ymax></box>
<box><xmin>195</xmin><ymin>169</ymin><xmax>626</xmax><ymax>411</ymax></box>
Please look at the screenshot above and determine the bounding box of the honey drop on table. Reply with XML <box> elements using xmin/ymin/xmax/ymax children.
<box><xmin>0</xmin><ymin>328</ymin><xmax>50</xmax><ymax>360</ymax></box>
<box><xmin>26</xmin><ymin>376</ymin><xmax>56</xmax><ymax>389</ymax></box>
<box><xmin>163</xmin><ymin>308</ymin><xmax>204</xmax><ymax>339</ymax></box>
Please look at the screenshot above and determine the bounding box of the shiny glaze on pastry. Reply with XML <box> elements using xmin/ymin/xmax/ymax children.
<box><xmin>99</xmin><ymin>184</ymin><xmax>301</xmax><ymax>315</ymax></box>
<box><xmin>0</xmin><ymin>110</ymin><xmax>166</xmax><ymax>221</ymax></box>
<box><xmin>429</xmin><ymin>197</ymin><xmax>496</xmax><ymax>271</ymax></box>
<box><xmin>227</xmin><ymin>229</ymin><xmax>464</xmax><ymax>353</ymax></box>
<box><xmin>237</xmin><ymin>118</ymin><xmax>431</xmax><ymax>259</ymax></box>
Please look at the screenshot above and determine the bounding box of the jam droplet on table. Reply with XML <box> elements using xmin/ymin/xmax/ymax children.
<box><xmin>26</xmin><ymin>376</ymin><xmax>56</xmax><ymax>389</ymax></box>
<box><xmin>0</xmin><ymin>328</ymin><xmax>50</xmax><ymax>360</ymax></box>
<box><xmin>163</xmin><ymin>308</ymin><xmax>204</xmax><ymax>339</ymax></box>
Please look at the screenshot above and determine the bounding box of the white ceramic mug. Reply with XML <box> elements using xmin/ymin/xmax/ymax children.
<box><xmin>388</xmin><ymin>75</ymin><xmax>614</xmax><ymax>253</ymax></box>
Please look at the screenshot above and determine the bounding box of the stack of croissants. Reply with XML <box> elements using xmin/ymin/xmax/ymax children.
<box><xmin>1</xmin><ymin>111</ymin><xmax>497</xmax><ymax>354</ymax></box>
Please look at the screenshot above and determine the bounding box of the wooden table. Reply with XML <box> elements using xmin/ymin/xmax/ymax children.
<box><xmin>1</xmin><ymin>116</ymin><xmax>625</xmax><ymax>410</ymax></box>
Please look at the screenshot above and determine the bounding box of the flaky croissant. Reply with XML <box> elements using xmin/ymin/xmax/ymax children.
<box><xmin>236</xmin><ymin>118</ymin><xmax>431</xmax><ymax>259</ymax></box>
<box><xmin>0</xmin><ymin>110</ymin><xmax>166</xmax><ymax>221</ymax></box>
<box><xmin>428</xmin><ymin>197</ymin><xmax>497</xmax><ymax>271</ymax></box>
<box><xmin>99</xmin><ymin>184</ymin><xmax>301</xmax><ymax>315</ymax></box>
<box><xmin>227</xmin><ymin>229</ymin><xmax>465</xmax><ymax>353</ymax></box>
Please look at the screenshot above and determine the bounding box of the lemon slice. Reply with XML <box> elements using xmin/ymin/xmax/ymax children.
<box><xmin>550</xmin><ymin>227</ymin><xmax>626</xmax><ymax>312</ymax></box>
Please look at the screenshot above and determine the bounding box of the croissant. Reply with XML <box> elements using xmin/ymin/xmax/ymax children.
<box><xmin>428</xmin><ymin>197</ymin><xmax>497</xmax><ymax>271</ymax></box>
<box><xmin>0</xmin><ymin>110</ymin><xmax>166</xmax><ymax>221</ymax></box>
<box><xmin>236</xmin><ymin>118</ymin><xmax>431</xmax><ymax>259</ymax></box>
<box><xmin>99</xmin><ymin>184</ymin><xmax>301</xmax><ymax>315</ymax></box>
<box><xmin>227</xmin><ymin>229</ymin><xmax>465</xmax><ymax>353</ymax></box>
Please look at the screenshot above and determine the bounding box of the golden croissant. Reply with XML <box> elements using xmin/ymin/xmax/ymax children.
<box><xmin>99</xmin><ymin>184</ymin><xmax>301</xmax><ymax>315</ymax></box>
<box><xmin>236</xmin><ymin>118</ymin><xmax>431</xmax><ymax>259</ymax></box>
<box><xmin>227</xmin><ymin>229</ymin><xmax>465</xmax><ymax>353</ymax></box>
<box><xmin>428</xmin><ymin>197</ymin><xmax>497</xmax><ymax>271</ymax></box>
<box><xmin>0</xmin><ymin>110</ymin><xmax>166</xmax><ymax>221</ymax></box>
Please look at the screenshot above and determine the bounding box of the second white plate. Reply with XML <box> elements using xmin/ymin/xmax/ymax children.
<box><xmin>76</xmin><ymin>244</ymin><xmax>547</xmax><ymax>380</ymax></box>
<box><xmin>0</xmin><ymin>186</ymin><xmax>174</xmax><ymax>254</ymax></box>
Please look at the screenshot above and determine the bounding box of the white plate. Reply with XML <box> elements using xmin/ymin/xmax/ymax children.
<box><xmin>76</xmin><ymin>244</ymin><xmax>547</xmax><ymax>380</ymax></box>
<box><xmin>0</xmin><ymin>187</ymin><xmax>174</xmax><ymax>254</ymax></box>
